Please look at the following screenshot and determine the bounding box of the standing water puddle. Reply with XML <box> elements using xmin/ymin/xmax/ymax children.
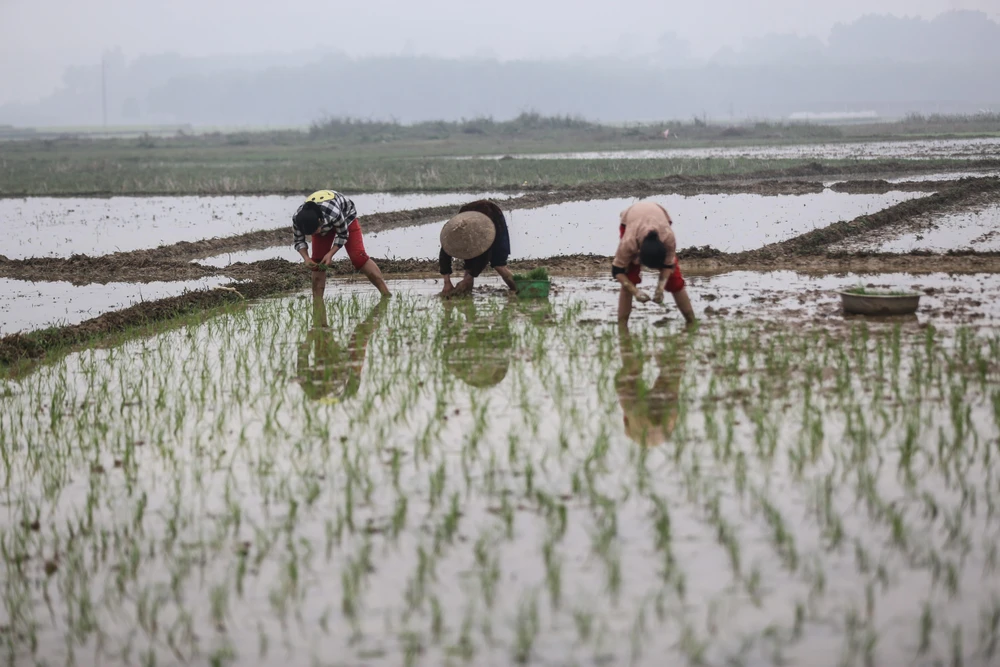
<box><xmin>458</xmin><ymin>136</ymin><xmax>1000</xmax><ymax>161</ymax></box>
<box><xmin>3</xmin><ymin>280</ymin><xmax>1000</xmax><ymax>667</ymax></box>
<box><xmin>0</xmin><ymin>192</ymin><xmax>514</xmax><ymax>260</ymax></box>
<box><xmin>0</xmin><ymin>276</ymin><xmax>231</xmax><ymax>334</ymax></box>
<box><xmin>197</xmin><ymin>191</ymin><xmax>923</xmax><ymax>266</ymax></box>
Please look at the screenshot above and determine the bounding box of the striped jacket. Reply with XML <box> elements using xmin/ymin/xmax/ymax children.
<box><xmin>292</xmin><ymin>190</ymin><xmax>358</xmax><ymax>251</ymax></box>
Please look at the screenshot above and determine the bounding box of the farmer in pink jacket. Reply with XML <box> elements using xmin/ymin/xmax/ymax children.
<box><xmin>612</xmin><ymin>201</ymin><xmax>695</xmax><ymax>325</ymax></box>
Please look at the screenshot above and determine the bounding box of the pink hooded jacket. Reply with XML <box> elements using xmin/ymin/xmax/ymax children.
<box><xmin>613</xmin><ymin>201</ymin><xmax>677</xmax><ymax>270</ymax></box>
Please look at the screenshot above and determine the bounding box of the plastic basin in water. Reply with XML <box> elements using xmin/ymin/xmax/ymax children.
<box><xmin>515</xmin><ymin>279</ymin><xmax>551</xmax><ymax>299</ymax></box>
<box><xmin>839</xmin><ymin>291</ymin><xmax>921</xmax><ymax>316</ymax></box>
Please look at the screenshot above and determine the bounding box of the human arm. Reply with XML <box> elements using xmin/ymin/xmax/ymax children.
<box><xmin>293</xmin><ymin>224</ymin><xmax>318</xmax><ymax>267</ymax></box>
<box><xmin>298</xmin><ymin>246</ymin><xmax>319</xmax><ymax>268</ymax></box>
<box><xmin>652</xmin><ymin>266</ymin><xmax>672</xmax><ymax>303</ymax></box>
<box><xmin>494</xmin><ymin>266</ymin><xmax>518</xmax><ymax>292</ymax></box>
<box><xmin>320</xmin><ymin>244</ymin><xmax>343</xmax><ymax>266</ymax></box>
<box><xmin>440</xmin><ymin>248</ymin><xmax>455</xmax><ymax>296</ymax></box>
<box><xmin>614</xmin><ymin>266</ymin><xmax>649</xmax><ymax>302</ymax></box>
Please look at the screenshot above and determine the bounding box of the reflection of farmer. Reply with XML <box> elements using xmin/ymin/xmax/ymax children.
<box><xmin>292</xmin><ymin>189</ymin><xmax>391</xmax><ymax>301</ymax></box>
<box><xmin>440</xmin><ymin>200</ymin><xmax>517</xmax><ymax>297</ymax></box>
<box><xmin>442</xmin><ymin>299</ymin><xmax>513</xmax><ymax>388</ymax></box>
<box><xmin>615</xmin><ymin>324</ymin><xmax>686</xmax><ymax>446</ymax></box>
<box><xmin>613</xmin><ymin>201</ymin><xmax>695</xmax><ymax>325</ymax></box>
<box><xmin>296</xmin><ymin>297</ymin><xmax>387</xmax><ymax>401</ymax></box>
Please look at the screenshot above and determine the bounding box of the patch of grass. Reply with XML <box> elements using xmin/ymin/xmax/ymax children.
<box><xmin>2</xmin><ymin>122</ymin><xmax>998</xmax><ymax>196</ymax></box>
<box><xmin>512</xmin><ymin>267</ymin><xmax>550</xmax><ymax>282</ymax></box>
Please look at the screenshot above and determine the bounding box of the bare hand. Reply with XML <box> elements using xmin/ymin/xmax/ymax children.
<box><xmin>304</xmin><ymin>258</ymin><xmax>320</xmax><ymax>270</ymax></box>
<box><xmin>321</xmin><ymin>250</ymin><xmax>336</xmax><ymax>266</ymax></box>
<box><xmin>440</xmin><ymin>283</ymin><xmax>454</xmax><ymax>298</ymax></box>
<box><xmin>653</xmin><ymin>289</ymin><xmax>665</xmax><ymax>304</ymax></box>
<box><xmin>635</xmin><ymin>291</ymin><xmax>651</xmax><ymax>304</ymax></box>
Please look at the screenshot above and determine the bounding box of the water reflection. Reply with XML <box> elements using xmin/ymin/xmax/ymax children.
<box><xmin>295</xmin><ymin>297</ymin><xmax>388</xmax><ymax>401</ymax></box>
<box><xmin>616</xmin><ymin>324</ymin><xmax>688</xmax><ymax>446</ymax></box>
<box><xmin>442</xmin><ymin>299</ymin><xmax>513</xmax><ymax>388</ymax></box>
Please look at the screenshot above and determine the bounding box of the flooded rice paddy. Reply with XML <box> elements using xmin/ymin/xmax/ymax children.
<box><xmin>0</xmin><ymin>192</ymin><xmax>513</xmax><ymax>260</ymax></box>
<box><xmin>0</xmin><ymin>277</ymin><xmax>230</xmax><ymax>335</ymax></box>
<box><xmin>460</xmin><ymin>136</ymin><xmax>1000</xmax><ymax>162</ymax></box>
<box><xmin>2</xmin><ymin>281</ymin><xmax>1000</xmax><ymax>667</ymax></box>
<box><xmin>197</xmin><ymin>191</ymin><xmax>923</xmax><ymax>267</ymax></box>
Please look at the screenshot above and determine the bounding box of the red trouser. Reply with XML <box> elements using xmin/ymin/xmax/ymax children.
<box><xmin>619</xmin><ymin>223</ymin><xmax>685</xmax><ymax>291</ymax></box>
<box><xmin>311</xmin><ymin>219</ymin><xmax>370</xmax><ymax>269</ymax></box>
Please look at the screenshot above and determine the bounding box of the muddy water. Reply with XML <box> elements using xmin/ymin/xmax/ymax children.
<box><xmin>195</xmin><ymin>191</ymin><xmax>923</xmax><ymax>267</ymax></box>
<box><xmin>0</xmin><ymin>276</ymin><xmax>232</xmax><ymax>335</ymax></box>
<box><xmin>3</xmin><ymin>284</ymin><xmax>999</xmax><ymax>667</ymax></box>
<box><xmin>331</xmin><ymin>271</ymin><xmax>1000</xmax><ymax>328</ymax></box>
<box><xmin>0</xmin><ymin>192</ymin><xmax>513</xmax><ymax>260</ymax></box>
<box><xmin>460</xmin><ymin>136</ymin><xmax>1000</xmax><ymax>161</ymax></box>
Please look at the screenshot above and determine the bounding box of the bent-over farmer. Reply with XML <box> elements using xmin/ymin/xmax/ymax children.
<box><xmin>292</xmin><ymin>190</ymin><xmax>390</xmax><ymax>300</ymax></box>
<box><xmin>613</xmin><ymin>201</ymin><xmax>695</xmax><ymax>325</ymax></box>
<box><xmin>440</xmin><ymin>200</ymin><xmax>517</xmax><ymax>297</ymax></box>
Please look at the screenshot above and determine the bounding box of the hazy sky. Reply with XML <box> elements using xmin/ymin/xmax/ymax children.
<box><xmin>1</xmin><ymin>0</ymin><xmax>997</xmax><ymax>106</ymax></box>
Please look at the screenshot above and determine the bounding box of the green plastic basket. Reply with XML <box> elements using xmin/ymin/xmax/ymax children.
<box><xmin>515</xmin><ymin>279</ymin><xmax>550</xmax><ymax>299</ymax></box>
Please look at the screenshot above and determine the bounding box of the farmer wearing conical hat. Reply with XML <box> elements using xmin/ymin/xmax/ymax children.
<box><xmin>613</xmin><ymin>201</ymin><xmax>695</xmax><ymax>325</ymax></box>
<box><xmin>292</xmin><ymin>189</ymin><xmax>390</xmax><ymax>300</ymax></box>
<box><xmin>440</xmin><ymin>200</ymin><xmax>517</xmax><ymax>297</ymax></box>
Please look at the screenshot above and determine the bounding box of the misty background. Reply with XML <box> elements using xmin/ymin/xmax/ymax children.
<box><xmin>1</xmin><ymin>1</ymin><xmax>998</xmax><ymax>127</ymax></box>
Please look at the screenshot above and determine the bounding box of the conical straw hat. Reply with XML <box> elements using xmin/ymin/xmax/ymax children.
<box><xmin>440</xmin><ymin>211</ymin><xmax>496</xmax><ymax>260</ymax></box>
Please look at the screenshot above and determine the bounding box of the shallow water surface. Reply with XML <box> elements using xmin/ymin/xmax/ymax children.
<box><xmin>198</xmin><ymin>191</ymin><xmax>922</xmax><ymax>266</ymax></box>
<box><xmin>2</xmin><ymin>284</ymin><xmax>999</xmax><ymax>667</ymax></box>
<box><xmin>0</xmin><ymin>276</ymin><xmax>230</xmax><ymax>335</ymax></box>
<box><xmin>459</xmin><ymin>136</ymin><xmax>1000</xmax><ymax>161</ymax></box>
<box><xmin>0</xmin><ymin>192</ymin><xmax>513</xmax><ymax>260</ymax></box>
<box><xmin>842</xmin><ymin>204</ymin><xmax>1000</xmax><ymax>253</ymax></box>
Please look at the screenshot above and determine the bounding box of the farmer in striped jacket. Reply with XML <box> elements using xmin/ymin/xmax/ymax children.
<box><xmin>292</xmin><ymin>190</ymin><xmax>390</xmax><ymax>300</ymax></box>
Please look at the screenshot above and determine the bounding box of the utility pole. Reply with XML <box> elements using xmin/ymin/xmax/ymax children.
<box><xmin>101</xmin><ymin>55</ymin><xmax>108</xmax><ymax>131</ymax></box>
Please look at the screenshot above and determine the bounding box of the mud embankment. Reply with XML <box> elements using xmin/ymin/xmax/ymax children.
<box><xmin>735</xmin><ymin>177</ymin><xmax>1000</xmax><ymax>260</ymax></box>
<box><xmin>0</xmin><ymin>272</ymin><xmax>310</xmax><ymax>370</ymax></box>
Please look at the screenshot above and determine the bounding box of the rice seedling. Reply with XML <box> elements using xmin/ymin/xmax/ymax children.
<box><xmin>2</xmin><ymin>282</ymin><xmax>999</xmax><ymax>666</ymax></box>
